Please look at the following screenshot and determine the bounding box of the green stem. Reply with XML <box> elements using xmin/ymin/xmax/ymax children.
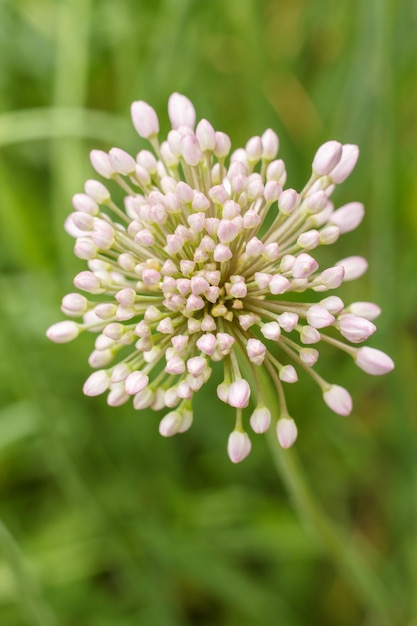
<box><xmin>0</xmin><ymin>520</ymin><xmax>57</xmax><ymax>626</ymax></box>
<box><xmin>259</xmin><ymin>369</ymin><xmax>397</xmax><ymax>625</ymax></box>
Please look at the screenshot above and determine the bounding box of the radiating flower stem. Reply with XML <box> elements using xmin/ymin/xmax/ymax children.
<box><xmin>0</xmin><ymin>520</ymin><xmax>57</xmax><ymax>626</ymax></box>
<box><xmin>259</xmin><ymin>369</ymin><xmax>397</xmax><ymax>625</ymax></box>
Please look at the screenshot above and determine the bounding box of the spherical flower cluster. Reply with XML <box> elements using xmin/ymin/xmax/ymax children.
<box><xmin>47</xmin><ymin>93</ymin><xmax>394</xmax><ymax>463</ymax></box>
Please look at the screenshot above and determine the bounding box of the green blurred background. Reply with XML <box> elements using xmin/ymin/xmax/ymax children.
<box><xmin>0</xmin><ymin>0</ymin><xmax>416</xmax><ymax>624</ymax></box>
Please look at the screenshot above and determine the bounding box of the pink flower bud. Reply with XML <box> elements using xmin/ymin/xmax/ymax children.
<box><xmin>135</xmin><ymin>164</ymin><xmax>151</xmax><ymax>186</ymax></box>
<box><xmin>108</xmin><ymin>148</ymin><xmax>136</xmax><ymax>175</ymax></box>
<box><xmin>178</xmin><ymin>408</ymin><xmax>193</xmax><ymax>433</ymax></box>
<box><xmin>213</xmin><ymin>243</ymin><xmax>233</xmax><ymax>262</ymax></box>
<box><xmin>305</xmin><ymin>190</ymin><xmax>328</xmax><ymax>213</ymax></box>
<box><xmin>168</xmin><ymin>93</ymin><xmax>196</xmax><ymax>130</ymax></box>
<box><xmin>209</xmin><ymin>184</ymin><xmax>229</xmax><ymax>205</ymax></box>
<box><xmin>133</xmin><ymin>387</ymin><xmax>154</xmax><ymax>410</ymax></box>
<box><xmin>73</xmin><ymin>271</ymin><xmax>104</xmax><ymax>294</ymax></box>
<box><xmin>84</xmin><ymin>179</ymin><xmax>110</xmax><ymax>204</ymax></box>
<box><xmin>47</xmin><ymin>320</ymin><xmax>79</xmax><ymax>343</ymax></box>
<box><xmin>299</xmin><ymin>348</ymin><xmax>319</xmax><ymax>366</ymax></box>
<box><xmin>214</xmin><ymin>131</ymin><xmax>232</xmax><ymax>158</ymax></box>
<box><xmin>338</xmin><ymin>314</ymin><xmax>376</xmax><ymax>343</ymax></box>
<box><xmin>201</xmin><ymin>315</ymin><xmax>217</xmax><ymax>331</ymax></box>
<box><xmin>165</xmin><ymin>234</ymin><xmax>184</xmax><ymax>254</ymax></box>
<box><xmin>196</xmin><ymin>333</ymin><xmax>217</xmax><ymax>356</ymax></box>
<box><xmin>171</xmin><ymin>334</ymin><xmax>189</xmax><ymax>353</ymax></box>
<box><xmin>323</xmin><ymin>384</ymin><xmax>352</xmax><ymax>416</ymax></box>
<box><xmin>254</xmin><ymin>272</ymin><xmax>272</xmax><ymax>289</ymax></box>
<box><xmin>222</xmin><ymin>200</ymin><xmax>241</xmax><ymax>219</ymax></box>
<box><xmin>131</xmin><ymin>100</ymin><xmax>159</xmax><ymax>138</ymax></box>
<box><xmin>347</xmin><ymin>301</ymin><xmax>381</xmax><ymax>320</ymax></box>
<box><xmin>181</xmin><ymin>135</ymin><xmax>203</xmax><ymax>166</ymax></box>
<box><xmin>72</xmin><ymin>193</ymin><xmax>99</xmax><ymax>215</ymax></box>
<box><xmin>300</xmin><ymin>325</ymin><xmax>320</xmax><ymax>344</ymax></box>
<box><xmin>217</xmin><ymin>382</ymin><xmax>230</xmax><ymax>403</ymax></box>
<box><xmin>175</xmin><ymin>181</ymin><xmax>194</xmax><ymax>204</ymax></box>
<box><xmin>142</xmin><ymin>268</ymin><xmax>161</xmax><ymax>286</ymax></box>
<box><xmin>330</xmin><ymin>202</ymin><xmax>364</xmax><ymax>234</ymax></box>
<box><xmin>111</xmin><ymin>363</ymin><xmax>131</xmax><ymax>383</ymax></box>
<box><xmin>276</xmin><ymin>417</ymin><xmax>298</xmax><ymax>448</ymax></box>
<box><xmin>354</xmin><ymin>347</ymin><xmax>394</xmax><ymax>375</ymax></box>
<box><xmin>124</xmin><ymin>371</ymin><xmax>149</xmax><ymax>395</ymax></box>
<box><xmin>250</xmin><ymin>406</ymin><xmax>271</xmax><ymax>433</ymax></box>
<box><xmin>246</xmin><ymin>136</ymin><xmax>263</xmax><ymax>162</ymax></box>
<box><xmin>136</xmin><ymin>149</ymin><xmax>158</xmax><ymax>174</ymax></box>
<box><xmin>227</xmin><ymin>430</ymin><xmax>252</xmax><ymax>463</ymax></box>
<box><xmin>278</xmin><ymin>312</ymin><xmax>299</xmax><ymax>332</ymax></box>
<box><xmin>329</xmin><ymin>144</ymin><xmax>359</xmax><ymax>183</ymax></box>
<box><xmin>307</xmin><ymin>304</ymin><xmax>335</xmax><ymax>328</ymax></box>
<box><xmin>261</xmin><ymin>321</ymin><xmax>281</xmax><ymax>341</ymax></box>
<box><xmin>187</xmin><ymin>356</ymin><xmax>207</xmax><ymax>378</ymax></box>
<box><xmin>61</xmin><ymin>293</ymin><xmax>88</xmax><ymax>316</ymax></box>
<box><xmin>279</xmin><ymin>365</ymin><xmax>298</xmax><ymax>383</ymax></box>
<box><xmin>230</xmin><ymin>149</ymin><xmax>248</xmax><ymax>168</ymax></box>
<box><xmin>156</xmin><ymin>317</ymin><xmax>174</xmax><ymax>334</ymax></box>
<box><xmin>318</xmin><ymin>266</ymin><xmax>345</xmax><ymax>289</ymax></box>
<box><xmin>263</xmin><ymin>242</ymin><xmax>280</xmax><ymax>262</ymax></box>
<box><xmin>246</xmin><ymin>175</ymin><xmax>264</xmax><ymax>200</ymax></box>
<box><xmin>264</xmin><ymin>180</ymin><xmax>282</xmax><ymax>203</ymax></box>
<box><xmin>90</xmin><ymin>150</ymin><xmax>115</xmax><ymax>179</ymax></box>
<box><xmin>319</xmin><ymin>225</ymin><xmax>340</xmax><ymax>245</ymax></box>
<box><xmin>186</xmin><ymin>294</ymin><xmax>205</xmax><ymax>312</ymax></box>
<box><xmin>261</xmin><ymin>128</ymin><xmax>279</xmax><ymax>160</ymax></box>
<box><xmin>292</xmin><ymin>253</ymin><xmax>318</xmax><ymax>278</ymax></box>
<box><xmin>165</xmin><ymin>356</ymin><xmax>185</xmax><ymax>375</ymax></box>
<box><xmin>312</xmin><ymin>140</ymin><xmax>343</xmax><ymax>176</ymax></box>
<box><xmin>246</xmin><ymin>338</ymin><xmax>266</xmax><ymax>365</ymax></box>
<box><xmin>107</xmin><ymin>385</ymin><xmax>129</xmax><ymax>407</ymax></box>
<box><xmin>269</xmin><ymin>274</ymin><xmax>290</xmax><ymax>294</ymax></box>
<box><xmin>216</xmin><ymin>333</ymin><xmax>235</xmax><ymax>354</ymax></box>
<box><xmin>217</xmin><ymin>219</ymin><xmax>240</xmax><ymax>244</ymax></box>
<box><xmin>279</xmin><ymin>188</ymin><xmax>299</xmax><ymax>214</ymax></box>
<box><xmin>297</xmin><ymin>230</ymin><xmax>320</xmax><ymax>249</ymax></box>
<box><xmin>159</xmin><ymin>411</ymin><xmax>182</xmax><ymax>437</ymax></box>
<box><xmin>246</xmin><ymin>236</ymin><xmax>264</xmax><ymax>257</ymax></box>
<box><xmin>228</xmin><ymin>379</ymin><xmax>251</xmax><ymax>408</ymax></box>
<box><xmin>243</xmin><ymin>209</ymin><xmax>262</xmax><ymax>229</ymax></box>
<box><xmin>83</xmin><ymin>370</ymin><xmax>111</xmax><ymax>396</ymax></box>
<box><xmin>336</xmin><ymin>256</ymin><xmax>368</xmax><ymax>281</ymax></box>
<box><xmin>320</xmin><ymin>296</ymin><xmax>344</xmax><ymax>314</ymax></box>
<box><xmin>196</xmin><ymin>119</ymin><xmax>216</xmax><ymax>151</ymax></box>
<box><xmin>74</xmin><ymin>237</ymin><xmax>98</xmax><ymax>260</ymax></box>
<box><xmin>71</xmin><ymin>213</ymin><xmax>94</xmax><ymax>234</ymax></box>
<box><xmin>160</xmin><ymin>141</ymin><xmax>178</xmax><ymax>167</ymax></box>
<box><xmin>192</xmin><ymin>192</ymin><xmax>210</xmax><ymax>212</ymax></box>
<box><xmin>177</xmin><ymin>381</ymin><xmax>192</xmax><ymax>400</ymax></box>
<box><xmin>187</xmin><ymin>318</ymin><xmax>201</xmax><ymax>334</ymax></box>
<box><xmin>266</xmin><ymin>159</ymin><xmax>286</xmax><ymax>183</ymax></box>
<box><xmin>115</xmin><ymin>288</ymin><xmax>136</xmax><ymax>307</ymax></box>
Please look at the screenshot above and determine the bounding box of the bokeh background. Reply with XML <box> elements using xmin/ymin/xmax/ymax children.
<box><xmin>0</xmin><ymin>0</ymin><xmax>416</xmax><ymax>624</ymax></box>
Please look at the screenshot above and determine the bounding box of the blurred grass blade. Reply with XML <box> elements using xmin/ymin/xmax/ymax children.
<box><xmin>0</xmin><ymin>107</ymin><xmax>132</xmax><ymax>147</ymax></box>
<box><xmin>0</xmin><ymin>521</ymin><xmax>57</xmax><ymax>626</ymax></box>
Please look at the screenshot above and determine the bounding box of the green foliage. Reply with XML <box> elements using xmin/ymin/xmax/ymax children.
<box><xmin>0</xmin><ymin>0</ymin><xmax>416</xmax><ymax>624</ymax></box>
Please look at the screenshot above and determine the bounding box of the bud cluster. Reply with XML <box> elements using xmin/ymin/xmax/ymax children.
<box><xmin>47</xmin><ymin>93</ymin><xmax>394</xmax><ymax>462</ymax></box>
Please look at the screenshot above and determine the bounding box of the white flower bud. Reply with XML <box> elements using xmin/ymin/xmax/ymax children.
<box><xmin>354</xmin><ymin>347</ymin><xmax>394</xmax><ymax>376</ymax></box>
<box><xmin>46</xmin><ymin>320</ymin><xmax>79</xmax><ymax>343</ymax></box>
<box><xmin>323</xmin><ymin>384</ymin><xmax>352</xmax><ymax>416</ymax></box>
<box><xmin>227</xmin><ymin>430</ymin><xmax>252</xmax><ymax>463</ymax></box>
<box><xmin>312</xmin><ymin>140</ymin><xmax>343</xmax><ymax>176</ymax></box>
<box><xmin>276</xmin><ymin>417</ymin><xmax>298</xmax><ymax>448</ymax></box>
<box><xmin>131</xmin><ymin>100</ymin><xmax>159</xmax><ymax>138</ymax></box>
<box><xmin>168</xmin><ymin>93</ymin><xmax>196</xmax><ymax>130</ymax></box>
